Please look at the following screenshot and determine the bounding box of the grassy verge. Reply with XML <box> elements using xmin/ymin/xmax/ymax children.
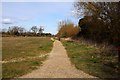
<box><xmin>2</xmin><ymin>37</ymin><xmax>53</xmax><ymax>78</ymax></box>
<box><xmin>2</xmin><ymin>57</ymin><xmax>46</xmax><ymax>78</ymax></box>
<box><xmin>62</xmin><ymin>40</ymin><xmax>120</xmax><ymax>79</ymax></box>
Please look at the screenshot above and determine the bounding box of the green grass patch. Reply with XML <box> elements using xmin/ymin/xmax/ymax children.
<box><xmin>2</xmin><ymin>57</ymin><xmax>46</xmax><ymax>78</ymax></box>
<box><xmin>62</xmin><ymin>41</ymin><xmax>120</xmax><ymax>79</ymax></box>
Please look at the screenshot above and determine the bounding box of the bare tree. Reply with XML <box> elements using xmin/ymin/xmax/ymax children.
<box><xmin>18</xmin><ymin>27</ymin><xmax>26</xmax><ymax>35</ymax></box>
<box><xmin>38</xmin><ymin>26</ymin><xmax>44</xmax><ymax>35</ymax></box>
<box><xmin>31</xmin><ymin>26</ymin><xmax>38</xmax><ymax>34</ymax></box>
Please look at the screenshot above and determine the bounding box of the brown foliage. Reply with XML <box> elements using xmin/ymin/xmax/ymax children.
<box><xmin>57</xmin><ymin>20</ymin><xmax>80</xmax><ymax>38</ymax></box>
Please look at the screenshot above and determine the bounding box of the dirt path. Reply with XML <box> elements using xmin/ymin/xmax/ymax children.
<box><xmin>1</xmin><ymin>54</ymin><xmax>48</xmax><ymax>64</ymax></box>
<box><xmin>21</xmin><ymin>40</ymin><xmax>96</xmax><ymax>78</ymax></box>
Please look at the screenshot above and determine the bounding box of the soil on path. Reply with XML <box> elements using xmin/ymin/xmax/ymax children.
<box><xmin>21</xmin><ymin>40</ymin><xmax>96</xmax><ymax>78</ymax></box>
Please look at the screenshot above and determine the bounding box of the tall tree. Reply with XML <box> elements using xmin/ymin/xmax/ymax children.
<box><xmin>74</xmin><ymin>1</ymin><xmax>120</xmax><ymax>62</ymax></box>
<box><xmin>18</xmin><ymin>27</ymin><xmax>25</xmax><ymax>34</ymax></box>
<box><xmin>31</xmin><ymin>26</ymin><xmax>38</xmax><ymax>34</ymax></box>
<box><xmin>9</xmin><ymin>26</ymin><xmax>19</xmax><ymax>35</ymax></box>
<box><xmin>38</xmin><ymin>26</ymin><xmax>44</xmax><ymax>35</ymax></box>
<box><xmin>74</xmin><ymin>2</ymin><xmax>120</xmax><ymax>44</ymax></box>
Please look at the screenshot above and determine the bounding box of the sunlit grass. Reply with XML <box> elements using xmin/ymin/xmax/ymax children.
<box><xmin>2</xmin><ymin>37</ymin><xmax>53</xmax><ymax>78</ymax></box>
<box><xmin>62</xmin><ymin>41</ymin><xmax>120</xmax><ymax>79</ymax></box>
<box><xmin>2</xmin><ymin>37</ymin><xmax>53</xmax><ymax>60</ymax></box>
<box><xmin>2</xmin><ymin>57</ymin><xmax>46</xmax><ymax>78</ymax></box>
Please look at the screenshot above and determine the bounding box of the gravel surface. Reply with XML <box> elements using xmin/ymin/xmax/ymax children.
<box><xmin>20</xmin><ymin>40</ymin><xmax>96</xmax><ymax>78</ymax></box>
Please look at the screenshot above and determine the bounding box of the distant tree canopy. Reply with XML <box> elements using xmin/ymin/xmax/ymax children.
<box><xmin>74</xmin><ymin>2</ymin><xmax>120</xmax><ymax>45</ymax></box>
<box><xmin>31</xmin><ymin>26</ymin><xmax>38</xmax><ymax>34</ymax></box>
<box><xmin>38</xmin><ymin>26</ymin><xmax>44</xmax><ymax>35</ymax></box>
<box><xmin>1</xmin><ymin>26</ymin><xmax>53</xmax><ymax>37</ymax></box>
<box><xmin>7</xmin><ymin>26</ymin><xmax>25</xmax><ymax>36</ymax></box>
<box><xmin>31</xmin><ymin>26</ymin><xmax>44</xmax><ymax>35</ymax></box>
<box><xmin>57</xmin><ymin>20</ymin><xmax>80</xmax><ymax>38</ymax></box>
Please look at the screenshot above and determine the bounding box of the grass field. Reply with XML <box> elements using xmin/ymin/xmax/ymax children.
<box><xmin>62</xmin><ymin>40</ymin><xmax>120</xmax><ymax>79</ymax></box>
<box><xmin>2</xmin><ymin>37</ymin><xmax>53</xmax><ymax>78</ymax></box>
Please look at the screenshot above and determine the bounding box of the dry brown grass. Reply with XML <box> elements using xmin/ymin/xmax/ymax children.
<box><xmin>2</xmin><ymin>37</ymin><xmax>53</xmax><ymax>78</ymax></box>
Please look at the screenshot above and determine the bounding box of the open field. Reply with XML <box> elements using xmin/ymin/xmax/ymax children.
<box><xmin>2</xmin><ymin>37</ymin><xmax>53</xmax><ymax>60</ymax></box>
<box><xmin>2</xmin><ymin>37</ymin><xmax>53</xmax><ymax>78</ymax></box>
<box><xmin>62</xmin><ymin>40</ymin><xmax>120</xmax><ymax>79</ymax></box>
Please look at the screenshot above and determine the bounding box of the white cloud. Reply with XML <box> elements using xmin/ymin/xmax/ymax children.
<box><xmin>2</xmin><ymin>18</ymin><xmax>14</xmax><ymax>24</ymax></box>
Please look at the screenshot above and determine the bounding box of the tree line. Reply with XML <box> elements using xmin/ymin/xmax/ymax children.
<box><xmin>57</xmin><ymin>1</ymin><xmax>120</xmax><ymax>62</ymax></box>
<box><xmin>74</xmin><ymin>2</ymin><xmax>120</xmax><ymax>62</ymax></box>
<box><xmin>57</xmin><ymin>2</ymin><xmax>120</xmax><ymax>46</ymax></box>
<box><xmin>75</xmin><ymin>2</ymin><xmax>120</xmax><ymax>46</ymax></box>
<box><xmin>1</xmin><ymin>26</ymin><xmax>52</xmax><ymax>37</ymax></box>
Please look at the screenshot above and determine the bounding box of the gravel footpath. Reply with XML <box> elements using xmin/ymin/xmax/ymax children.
<box><xmin>20</xmin><ymin>40</ymin><xmax>96</xmax><ymax>78</ymax></box>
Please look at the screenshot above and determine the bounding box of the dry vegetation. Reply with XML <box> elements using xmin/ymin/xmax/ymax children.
<box><xmin>2</xmin><ymin>37</ymin><xmax>53</xmax><ymax>78</ymax></box>
<box><xmin>57</xmin><ymin>20</ymin><xmax>80</xmax><ymax>38</ymax></box>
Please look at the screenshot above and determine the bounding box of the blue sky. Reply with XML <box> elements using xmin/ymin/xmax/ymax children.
<box><xmin>1</xmin><ymin>2</ymin><xmax>81</xmax><ymax>34</ymax></box>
